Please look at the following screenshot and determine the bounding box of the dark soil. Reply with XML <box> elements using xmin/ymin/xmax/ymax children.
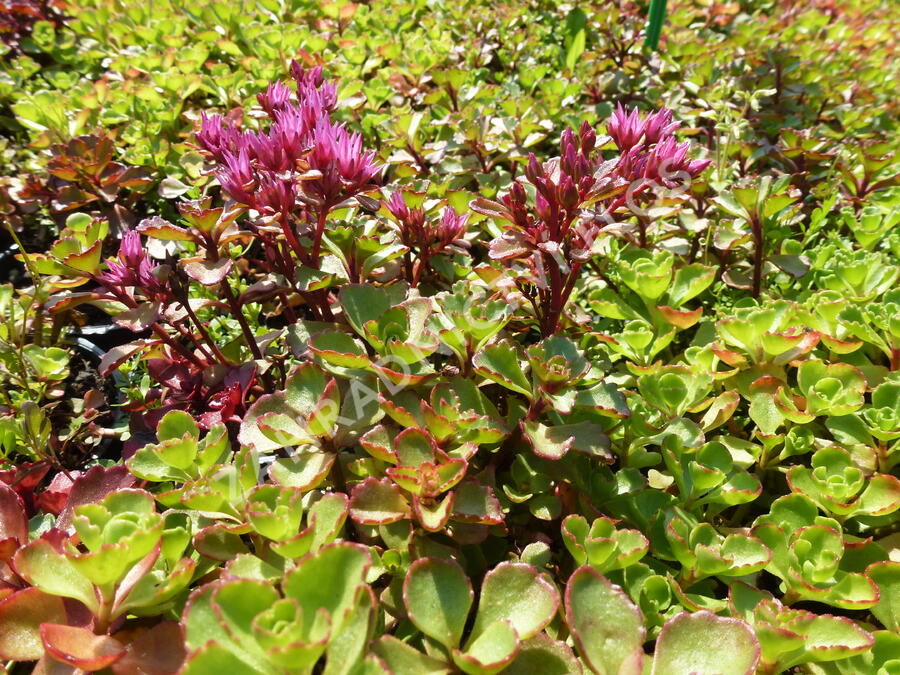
<box><xmin>48</xmin><ymin>344</ymin><xmax>122</xmax><ymax>468</ymax></box>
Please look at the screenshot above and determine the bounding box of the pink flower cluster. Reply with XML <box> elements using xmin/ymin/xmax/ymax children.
<box><xmin>471</xmin><ymin>104</ymin><xmax>710</xmax><ymax>336</ymax></box>
<box><xmin>196</xmin><ymin>63</ymin><xmax>381</xmax><ymax>219</ymax></box>
<box><xmin>385</xmin><ymin>192</ymin><xmax>469</xmax><ymax>257</ymax></box>
<box><xmin>607</xmin><ymin>104</ymin><xmax>710</xmax><ymax>188</ymax></box>
<box><xmin>97</xmin><ymin>230</ymin><xmax>159</xmax><ymax>292</ymax></box>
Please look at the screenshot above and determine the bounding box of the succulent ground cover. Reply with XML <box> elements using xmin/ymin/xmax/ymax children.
<box><xmin>0</xmin><ymin>0</ymin><xmax>899</xmax><ymax>673</ymax></box>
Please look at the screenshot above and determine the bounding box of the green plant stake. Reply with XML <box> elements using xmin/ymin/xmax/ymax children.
<box><xmin>644</xmin><ymin>0</ymin><xmax>667</xmax><ymax>50</ymax></box>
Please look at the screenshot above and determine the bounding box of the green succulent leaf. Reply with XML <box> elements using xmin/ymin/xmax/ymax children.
<box><xmin>403</xmin><ymin>557</ymin><xmax>473</xmax><ymax>649</ymax></box>
<box><xmin>651</xmin><ymin>611</ymin><xmax>759</xmax><ymax>675</ymax></box>
<box><xmin>565</xmin><ymin>566</ymin><xmax>645</xmax><ymax>675</ymax></box>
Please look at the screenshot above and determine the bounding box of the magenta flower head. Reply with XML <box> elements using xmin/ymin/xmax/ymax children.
<box><xmin>97</xmin><ymin>230</ymin><xmax>157</xmax><ymax>290</ymax></box>
<box><xmin>196</xmin><ymin>113</ymin><xmax>246</xmax><ymax>163</ymax></box>
<box><xmin>216</xmin><ymin>148</ymin><xmax>256</xmax><ymax>205</ymax></box>
<box><xmin>386</xmin><ymin>191</ymin><xmax>425</xmax><ymax>232</ymax></box>
<box><xmin>291</xmin><ymin>62</ymin><xmax>337</xmax><ymax>113</ymax></box>
<box><xmin>253</xmin><ymin>174</ymin><xmax>296</xmax><ymax>219</ymax></box>
<box><xmin>643</xmin><ymin>136</ymin><xmax>711</xmax><ymax>186</ymax></box>
<box><xmin>642</xmin><ymin>107</ymin><xmax>679</xmax><ymax>145</ymax></box>
<box><xmin>436</xmin><ymin>207</ymin><xmax>469</xmax><ymax>251</ymax></box>
<box><xmin>257</xmin><ymin>81</ymin><xmax>293</xmax><ymax>116</ymax></box>
<box><xmin>607</xmin><ymin>104</ymin><xmax>680</xmax><ymax>152</ymax></box>
<box><xmin>305</xmin><ymin>118</ymin><xmax>381</xmax><ymax>207</ymax></box>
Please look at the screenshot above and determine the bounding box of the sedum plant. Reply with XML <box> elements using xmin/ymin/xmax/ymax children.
<box><xmin>1</xmin><ymin>3</ymin><xmax>899</xmax><ymax>673</ymax></box>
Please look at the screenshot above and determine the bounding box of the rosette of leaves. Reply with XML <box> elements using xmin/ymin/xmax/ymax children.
<box><xmin>129</xmin><ymin>409</ymin><xmax>349</xmax><ymax>564</ymax></box>
<box><xmin>126</xmin><ymin>410</ymin><xmax>230</xmax><ymax>485</ymax></box>
<box><xmin>428</xmin><ymin>281</ymin><xmax>515</xmax><ymax>374</ymax></box>
<box><xmin>379</xmin><ymin>377</ymin><xmax>510</xmax><ymax>447</ymax></box>
<box><xmin>811</xmin><ymin>245</ymin><xmax>899</xmax><ymax>302</ymax></box>
<box><xmin>786</xmin><ymin>446</ymin><xmax>900</xmax><ymax>520</ymax></box>
<box><xmin>472</xmin><ymin>336</ymin><xmax>628</xmax><ymax>461</ymax></box>
<box><xmin>319</xmin><ymin>218</ymin><xmax>407</xmax><ymax>286</ymax></box>
<box><xmin>372</xmin><ymin>558</ymin><xmax>562</xmax><ymax>675</ymax></box>
<box><xmin>590</xmin><ymin>247</ymin><xmax>715</xmax><ymax>343</ymax></box>
<box><xmin>136</xmin><ymin>199</ymin><xmax>247</xmax><ymax>286</ymax></box>
<box><xmin>565</xmin><ymin>566</ymin><xmax>761</xmax><ymax>675</ymax></box>
<box><xmin>773</xmin><ymin>360</ymin><xmax>867</xmax><ymax>423</ymax></box>
<box><xmin>238</xmin><ymin>488</ymin><xmax>349</xmax><ymax>562</ymax></box>
<box><xmin>752</xmin><ymin>494</ymin><xmax>880</xmax><ymax>609</ymax></box>
<box><xmin>729</xmin><ymin>581</ymin><xmax>876</xmax><ymax>674</ymax></box>
<box><xmin>42</xmin><ymin>134</ymin><xmax>153</xmax><ymax>225</ymax></box>
<box><xmin>837</xmin><ymin>288</ymin><xmax>900</xmax><ymax>370</ymax></box>
<box><xmin>25</xmin><ymin>213</ymin><xmax>109</xmax><ymax>287</ymax></box>
<box><xmin>239</xmin><ymin>361</ymin><xmax>379</xmax><ymax>466</ymax></box>
<box><xmin>349</xmin><ymin>425</ymin><xmax>502</xmax><ymax>533</ymax></box>
<box><xmin>307</xmin><ymin>284</ymin><xmax>438</xmax><ymax>386</ymax></box>
<box><xmin>627</xmin><ymin>366</ymin><xmax>750</xmax><ymax>481</ymax></box>
<box><xmin>661</xmin><ymin>507</ymin><xmax>771</xmax><ymax>587</ymax></box>
<box><xmin>4</xmin><ymin>488</ymin><xmax>194</xmax><ymax>669</ymax></box>
<box><xmin>713</xmin><ymin>301</ymin><xmax>820</xmax><ymax>371</ymax></box>
<box><xmin>826</xmin><ymin>377</ymin><xmax>900</xmax><ymax>474</ymax></box>
<box><xmin>792</xmin><ymin>292</ymin><xmax>867</xmax><ymax>357</ymax></box>
<box><xmin>181</xmin><ymin>542</ymin><xmax>376</xmax><ymax>674</ymax></box>
<box><xmin>840</xmin><ymin>201</ymin><xmax>900</xmax><ymax>251</ymax></box>
<box><xmin>656</xmin><ymin>436</ymin><xmax>762</xmax><ymax>515</ymax></box>
<box><xmin>129</xmin><ymin>408</ymin><xmax>262</xmax><ymax>524</ymax></box>
<box><xmin>562</xmin><ymin>514</ymin><xmax>649</xmax><ymax>574</ymax></box>
<box><xmin>860</xmin><ymin>377</ymin><xmax>900</xmax><ymax>442</ymax></box>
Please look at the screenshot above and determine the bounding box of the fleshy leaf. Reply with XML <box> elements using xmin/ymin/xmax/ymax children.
<box><xmin>651</xmin><ymin>611</ymin><xmax>759</xmax><ymax>675</ymax></box>
<box><xmin>471</xmin><ymin>562</ymin><xmax>559</xmax><ymax>642</ymax></box>
<box><xmin>349</xmin><ymin>478</ymin><xmax>410</xmax><ymax>525</ymax></box>
<box><xmin>565</xmin><ymin>566</ymin><xmax>644</xmax><ymax>675</ymax></box>
<box><xmin>41</xmin><ymin>623</ymin><xmax>126</xmax><ymax>670</ymax></box>
<box><xmin>403</xmin><ymin>557</ymin><xmax>473</xmax><ymax>649</ymax></box>
<box><xmin>0</xmin><ymin>588</ymin><xmax>69</xmax><ymax>661</ymax></box>
<box><xmin>472</xmin><ymin>342</ymin><xmax>532</xmax><ymax>397</ymax></box>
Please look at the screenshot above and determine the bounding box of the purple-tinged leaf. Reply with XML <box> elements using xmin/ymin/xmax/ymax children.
<box><xmin>349</xmin><ymin>478</ymin><xmax>410</xmax><ymax>525</ymax></box>
<box><xmin>41</xmin><ymin>623</ymin><xmax>126</xmax><ymax>670</ymax></box>
<box><xmin>114</xmin><ymin>302</ymin><xmax>161</xmax><ymax>331</ymax></box>
<box><xmin>566</xmin><ymin>566</ymin><xmax>644</xmax><ymax>675</ymax></box>
<box><xmin>651</xmin><ymin>610</ymin><xmax>759</xmax><ymax>675</ymax></box>
<box><xmin>403</xmin><ymin>557</ymin><xmax>472</xmax><ymax>649</ymax></box>
<box><xmin>99</xmin><ymin>339</ymin><xmax>153</xmax><ymax>377</ymax></box>
<box><xmin>0</xmin><ymin>588</ymin><xmax>69</xmax><ymax>661</ymax></box>
<box><xmin>137</xmin><ymin>216</ymin><xmax>197</xmax><ymax>242</ymax></box>
<box><xmin>56</xmin><ymin>465</ymin><xmax>135</xmax><ymax>532</ymax></box>
<box><xmin>184</xmin><ymin>258</ymin><xmax>233</xmax><ymax>286</ymax></box>
<box><xmin>452</xmin><ymin>481</ymin><xmax>503</xmax><ymax>525</ymax></box>
<box><xmin>0</xmin><ymin>484</ymin><xmax>27</xmax><ymax>544</ymax></box>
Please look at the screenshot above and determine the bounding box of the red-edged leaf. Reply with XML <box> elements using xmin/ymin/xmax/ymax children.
<box><xmin>657</xmin><ymin>305</ymin><xmax>702</xmax><ymax>329</ymax></box>
<box><xmin>349</xmin><ymin>478</ymin><xmax>410</xmax><ymax>525</ymax></box>
<box><xmin>0</xmin><ymin>484</ymin><xmax>28</xmax><ymax>543</ymax></box>
<box><xmin>41</xmin><ymin>624</ymin><xmax>126</xmax><ymax>670</ymax></box>
<box><xmin>0</xmin><ymin>589</ymin><xmax>68</xmax><ymax>661</ymax></box>
<box><xmin>62</xmin><ymin>240</ymin><xmax>103</xmax><ymax>274</ymax></box>
<box><xmin>469</xmin><ymin>197</ymin><xmax>513</xmax><ymax>221</ymax></box>
<box><xmin>99</xmin><ymin>340</ymin><xmax>153</xmax><ymax>377</ymax></box>
<box><xmin>192</xmin><ymin>524</ymin><xmax>250</xmax><ymax>561</ymax></box>
<box><xmin>56</xmin><ymin>465</ymin><xmax>135</xmax><ymax>532</ymax></box>
<box><xmin>413</xmin><ymin>493</ymin><xmax>456</xmax><ymax>532</ymax></box>
<box><xmin>183</xmin><ymin>258</ymin><xmax>233</xmax><ymax>286</ymax></box>
<box><xmin>452</xmin><ymin>481</ymin><xmax>503</xmax><ymax>525</ymax></box>
<box><xmin>113</xmin><ymin>303</ymin><xmax>161</xmax><ymax>331</ymax></box>
<box><xmin>137</xmin><ymin>216</ymin><xmax>197</xmax><ymax>242</ymax></box>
